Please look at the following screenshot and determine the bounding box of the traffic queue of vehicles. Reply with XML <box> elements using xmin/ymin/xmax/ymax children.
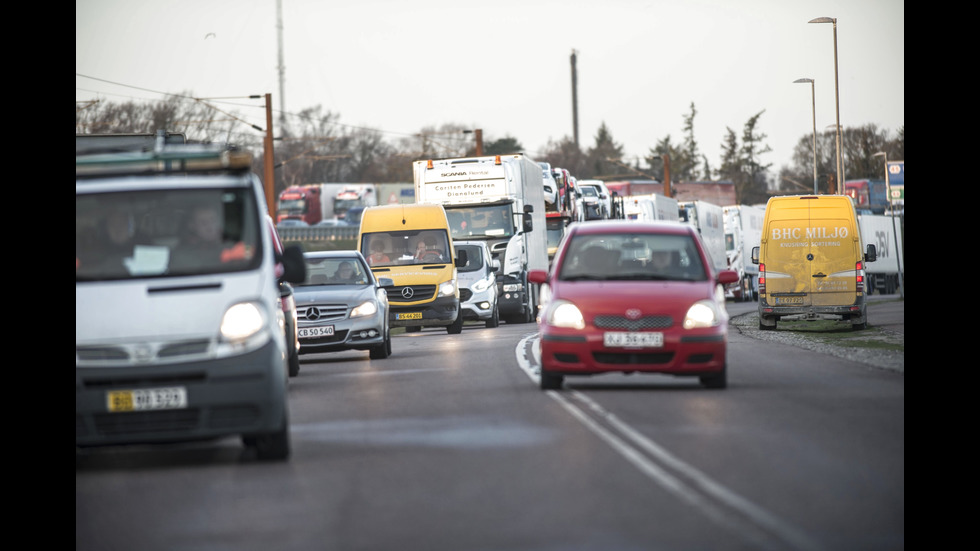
<box><xmin>77</xmin><ymin>136</ymin><xmax>903</xmax><ymax>462</ymax></box>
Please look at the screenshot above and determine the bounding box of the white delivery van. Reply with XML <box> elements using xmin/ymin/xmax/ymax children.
<box><xmin>75</xmin><ymin>140</ymin><xmax>306</xmax><ymax>460</ymax></box>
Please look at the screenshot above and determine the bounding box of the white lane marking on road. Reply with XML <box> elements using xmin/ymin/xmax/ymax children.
<box><xmin>515</xmin><ymin>333</ymin><xmax>822</xmax><ymax>551</ymax></box>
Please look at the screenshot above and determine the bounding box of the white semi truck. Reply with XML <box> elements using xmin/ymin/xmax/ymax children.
<box><xmin>722</xmin><ymin>204</ymin><xmax>765</xmax><ymax>301</ymax></box>
<box><xmin>414</xmin><ymin>154</ymin><xmax>547</xmax><ymax>324</ymax></box>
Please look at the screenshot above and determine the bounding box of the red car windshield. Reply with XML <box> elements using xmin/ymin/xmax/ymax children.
<box><xmin>559</xmin><ymin>233</ymin><xmax>706</xmax><ymax>282</ymax></box>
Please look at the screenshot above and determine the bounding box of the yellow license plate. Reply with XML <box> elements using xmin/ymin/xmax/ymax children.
<box><xmin>107</xmin><ymin>387</ymin><xmax>188</xmax><ymax>412</ymax></box>
<box><xmin>397</xmin><ymin>312</ymin><xmax>423</xmax><ymax>320</ymax></box>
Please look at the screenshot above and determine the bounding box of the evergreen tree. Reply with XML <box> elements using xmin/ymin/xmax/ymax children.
<box><xmin>585</xmin><ymin>122</ymin><xmax>624</xmax><ymax>178</ymax></box>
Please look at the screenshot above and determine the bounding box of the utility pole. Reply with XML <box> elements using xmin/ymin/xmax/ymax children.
<box><xmin>264</xmin><ymin>93</ymin><xmax>276</xmax><ymax>220</ymax></box>
<box><xmin>276</xmin><ymin>0</ymin><xmax>286</xmax><ymax>130</ymax></box>
<box><xmin>570</xmin><ymin>50</ymin><xmax>579</xmax><ymax>148</ymax></box>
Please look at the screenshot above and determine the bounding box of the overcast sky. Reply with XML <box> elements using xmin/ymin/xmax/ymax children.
<box><xmin>76</xmin><ymin>0</ymin><xmax>904</xmax><ymax>174</ymax></box>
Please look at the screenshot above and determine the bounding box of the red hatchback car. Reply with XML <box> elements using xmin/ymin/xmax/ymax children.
<box><xmin>529</xmin><ymin>220</ymin><xmax>738</xmax><ymax>390</ymax></box>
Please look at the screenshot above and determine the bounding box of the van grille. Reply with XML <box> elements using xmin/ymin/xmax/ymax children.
<box><xmin>385</xmin><ymin>285</ymin><xmax>437</xmax><ymax>303</ymax></box>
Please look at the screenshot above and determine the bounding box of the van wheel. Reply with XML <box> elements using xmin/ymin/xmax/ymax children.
<box><xmin>244</xmin><ymin>417</ymin><xmax>290</xmax><ymax>461</ymax></box>
<box><xmin>447</xmin><ymin>307</ymin><xmax>464</xmax><ymax>334</ymax></box>
<box><xmin>405</xmin><ymin>326</ymin><xmax>421</xmax><ymax>333</ymax></box>
<box><xmin>486</xmin><ymin>304</ymin><xmax>499</xmax><ymax>328</ymax></box>
<box><xmin>287</xmin><ymin>346</ymin><xmax>300</xmax><ymax>377</ymax></box>
<box><xmin>759</xmin><ymin>316</ymin><xmax>777</xmax><ymax>330</ymax></box>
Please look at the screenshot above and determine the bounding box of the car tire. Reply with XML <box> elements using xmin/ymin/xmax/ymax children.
<box><xmin>700</xmin><ymin>364</ymin><xmax>727</xmax><ymax>389</ymax></box>
<box><xmin>370</xmin><ymin>327</ymin><xmax>391</xmax><ymax>359</ymax></box>
<box><xmin>540</xmin><ymin>370</ymin><xmax>563</xmax><ymax>390</ymax></box>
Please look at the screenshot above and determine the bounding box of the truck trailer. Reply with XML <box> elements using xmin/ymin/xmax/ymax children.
<box><xmin>276</xmin><ymin>184</ymin><xmax>344</xmax><ymax>225</ymax></box>
<box><xmin>678</xmin><ymin>200</ymin><xmax>727</xmax><ymax>274</ymax></box>
<box><xmin>623</xmin><ymin>194</ymin><xmax>679</xmax><ymax>222</ymax></box>
<box><xmin>722</xmin><ymin>204</ymin><xmax>765</xmax><ymax>301</ymax></box>
<box><xmin>857</xmin><ymin>213</ymin><xmax>904</xmax><ymax>295</ymax></box>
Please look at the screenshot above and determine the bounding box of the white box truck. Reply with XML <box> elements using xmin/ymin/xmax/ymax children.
<box><xmin>857</xmin><ymin>214</ymin><xmax>904</xmax><ymax>295</ymax></box>
<box><xmin>624</xmin><ymin>194</ymin><xmax>679</xmax><ymax>222</ymax></box>
<box><xmin>679</xmin><ymin>200</ymin><xmax>727</xmax><ymax>274</ymax></box>
<box><xmin>722</xmin><ymin>204</ymin><xmax>765</xmax><ymax>301</ymax></box>
<box><xmin>414</xmin><ymin>154</ymin><xmax>547</xmax><ymax>324</ymax></box>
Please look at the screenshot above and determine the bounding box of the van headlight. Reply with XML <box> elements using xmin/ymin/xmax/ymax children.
<box><xmin>351</xmin><ymin>300</ymin><xmax>378</xmax><ymax>318</ymax></box>
<box><xmin>471</xmin><ymin>277</ymin><xmax>491</xmax><ymax>293</ymax></box>
<box><xmin>221</xmin><ymin>302</ymin><xmax>265</xmax><ymax>341</ymax></box>
<box><xmin>439</xmin><ymin>280</ymin><xmax>456</xmax><ymax>297</ymax></box>
<box><xmin>547</xmin><ymin>300</ymin><xmax>585</xmax><ymax>329</ymax></box>
<box><xmin>683</xmin><ymin>300</ymin><xmax>721</xmax><ymax>329</ymax></box>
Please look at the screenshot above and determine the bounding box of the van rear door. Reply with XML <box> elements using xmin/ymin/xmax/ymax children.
<box><xmin>807</xmin><ymin>199</ymin><xmax>859</xmax><ymax>307</ymax></box>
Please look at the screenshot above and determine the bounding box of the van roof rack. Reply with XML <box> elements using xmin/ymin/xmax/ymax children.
<box><xmin>76</xmin><ymin>141</ymin><xmax>253</xmax><ymax>179</ymax></box>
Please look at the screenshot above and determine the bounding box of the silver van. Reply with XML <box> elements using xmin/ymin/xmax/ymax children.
<box><xmin>75</xmin><ymin>141</ymin><xmax>306</xmax><ymax>460</ymax></box>
<box><xmin>454</xmin><ymin>240</ymin><xmax>500</xmax><ymax>328</ymax></box>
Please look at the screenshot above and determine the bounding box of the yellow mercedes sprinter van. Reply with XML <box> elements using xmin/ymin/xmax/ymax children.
<box><xmin>358</xmin><ymin>204</ymin><xmax>467</xmax><ymax>334</ymax></box>
<box><xmin>752</xmin><ymin>195</ymin><xmax>877</xmax><ymax>330</ymax></box>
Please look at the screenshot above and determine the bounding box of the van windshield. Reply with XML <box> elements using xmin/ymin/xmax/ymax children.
<box><xmin>76</xmin><ymin>187</ymin><xmax>262</xmax><ymax>281</ymax></box>
<box><xmin>361</xmin><ymin>230</ymin><xmax>452</xmax><ymax>266</ymax></box>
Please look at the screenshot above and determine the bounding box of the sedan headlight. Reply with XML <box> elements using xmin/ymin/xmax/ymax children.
<box><xmin>351</xmin><ymin>300</ymin><xmax>378</xmax><ymax>318</ymax></box>
<box><xmin>221</xmin><ymin>302</ymin><xmax>265</xmax><ymax>341</ymax></box>
<box><xmin>439</xmin><ymin>280</ymin><xmax>457</xmax><ymax>297</ymax></box>
<box><xmin>547</xmin><ymin>300</ymin><xmax>585</xmax><ymax>329</ymax></box>
<box><xmin>683</xmin><ymin>300</ymin><xmax>721</xmax><ymax>329</ymax></box>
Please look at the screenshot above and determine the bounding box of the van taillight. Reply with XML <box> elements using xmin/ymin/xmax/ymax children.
<box><xmin>758</xmin><ymin>263</ymin><xmax>766</xmax><ymax>296</ymax></box>
<box><xmin>855</xmin><ymin>261</ymin><xmax>865</xmax><ymax>293</ymax></box>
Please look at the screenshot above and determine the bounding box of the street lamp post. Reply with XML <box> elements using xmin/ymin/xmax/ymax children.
<box><xmin>809</xmin><ymin>17</ymin><xmax>843</xmax><ymax>194</ymax></box>
<box><xmin>794</xmin><ymin>78</ymin><xmax>818</xmax><ymax>194</ymax></box>
<box><xmin>873</xmin><ymin>151</ymin><xmax>890</xmax><ymax>209</ymax></box>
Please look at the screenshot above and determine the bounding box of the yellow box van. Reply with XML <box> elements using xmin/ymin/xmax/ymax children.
<box><xmin>358</xmin><ymin>204</ymin><xmax>467</xmax><ymax>334</ymax></box>
<box><xmin>752</xmin><ymin>195</ymin><xmax>877</xmax><ymax>330</ymax></box>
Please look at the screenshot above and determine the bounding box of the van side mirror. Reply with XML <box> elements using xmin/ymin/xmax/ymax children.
<box><xmin>455</xmin><ymin>249</ymin><xmax>468</xmax><ymax>268</ymax></box>
<box><xmin>280</xmin><ymin>245</ymin><xmax>307</xmax><ymax>283</ymax></box>
<box><xmin>865</xmin><ymin>244</ymin><xmax>877</xmax><ymax>263</ymax></box>
<box><xmin>751</xmin><ymin>246</ymin><xmax>760</xmax><ymax>265</ymax></box>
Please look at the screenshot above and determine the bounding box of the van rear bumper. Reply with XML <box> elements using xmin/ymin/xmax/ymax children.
<box><xmin>759</xmin><ymin>302</ymin><xmax>866</xmax><ymax>319</ymax></box>
<box><xmin>75</xmin><ymin>341</ymin><xmax>287</xmax><ymax>448</ymax></box>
